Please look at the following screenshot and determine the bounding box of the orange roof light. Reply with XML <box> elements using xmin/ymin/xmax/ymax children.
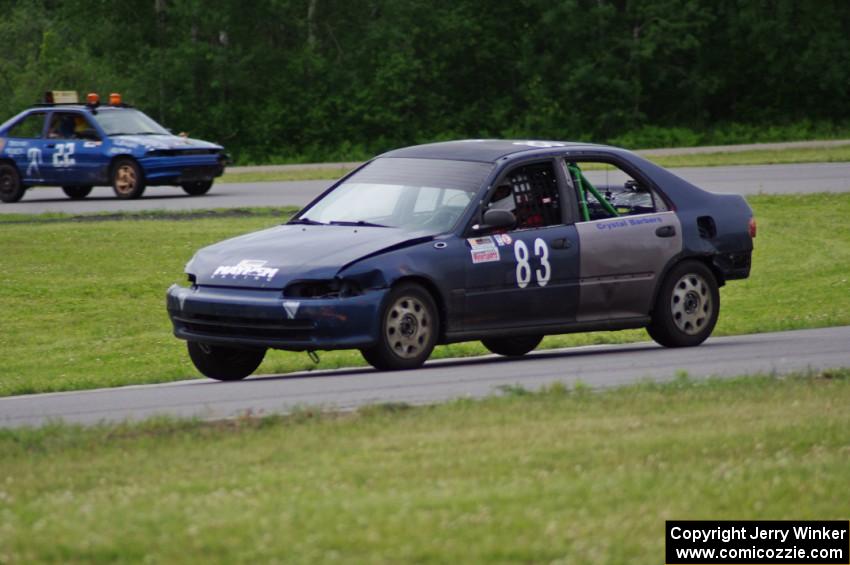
<box><xmin>109</xmin><ymin>92</ymin><xmax>122</xmax><ymax>106</ymax></box>
<box><xmin>87</xmin><ymin>92</ymin><xmax>100</xmax><ymax>105</ymax></box>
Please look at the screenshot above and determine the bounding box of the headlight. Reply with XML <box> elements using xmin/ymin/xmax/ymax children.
<box><xmin>283</xmin><ymin>279</ymin><xmax>362</xmax><ymax>299</ymax></box>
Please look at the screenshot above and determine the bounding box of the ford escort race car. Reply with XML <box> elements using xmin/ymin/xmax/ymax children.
<box><xmin>0</xmin><ymin>91</ymin><xmax>227</xmax><ymax>202</ymax></box>
<box><xmin>167</xmin><ymin>140</ymin><xmax>755</xmax><ymax>380</ymax></box>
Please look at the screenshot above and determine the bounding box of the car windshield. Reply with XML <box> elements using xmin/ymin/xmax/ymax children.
<box><xmin>92</xmin><ymin>109</ymin><xmax>170</xmax><ymax>136</ymax></box>
<box><xmin>297</xmin><ymin>158</ymin><xmax>492</xmax><ymax>234</ymax></box>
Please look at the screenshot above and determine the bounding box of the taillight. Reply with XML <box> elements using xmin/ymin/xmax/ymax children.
<box><xmin>748</xmin><ymin>217</ymin><xmax>757</xmax><ymax>239</ymax></box>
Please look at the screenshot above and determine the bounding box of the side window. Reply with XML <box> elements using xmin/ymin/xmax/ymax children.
<box><xmin>48</xmin><ymin>112</ymin><xmax>94</xmax><ymax>140</ymax></box>
<box><xmin>487</xmin><ymin>161</ymin><xmax>562</xmax><ymax>230</ymax></box>
<box><xmin>7</xmin><ymin>113</ymin><xmax>46</xmax><ymax>139</ymax></box>
<box><xmin>564</xmin><ymin>160</ymin><xmax>668</xmax><ymax>222</ymax></box>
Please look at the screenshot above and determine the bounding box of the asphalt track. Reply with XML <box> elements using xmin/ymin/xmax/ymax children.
<box><xmin>2</xmin><ymin>326</ymin><xmax>849</xmax><ymax>428</ymax></box>
<box><xmin>2</xmin><ymin>162</ymin><xmax>849</xmax><ymax>214</ymax></box>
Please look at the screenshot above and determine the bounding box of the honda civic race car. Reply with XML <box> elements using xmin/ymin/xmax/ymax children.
<box><xmin>167</xmin><ymin>140</ymin><xmax>755</xmax><ymax>380</ymax></box>
<box><xmin>0</xmin><ymin>91</ymin><xmax>227</xmax><ymax>203</ymax></box>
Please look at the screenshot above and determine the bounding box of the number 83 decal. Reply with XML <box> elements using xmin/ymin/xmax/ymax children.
<box><xmin>514</xmin><ymin>238</ymin><xmax>551</xmax><ymax>288</ymax></box>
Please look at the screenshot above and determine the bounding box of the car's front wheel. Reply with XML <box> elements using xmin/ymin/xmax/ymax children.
<box><xmin>647</xmin><ymin>260</ymin><xmax>720</xmax><ymax>347</ymax></box>
<box><xmin>361</xmin><ymin>283</ymin><xmax>439</xmax><ymax>370</ymax></box>
<box><xmin>481</xmin><ymin>335</ymin><xmax>543</xmax><ymax>357</ymax></box>
<box><xmin>62</xmin><ymin>185</ymin><xmax>93</xmax><ymax>200</ymax></box>
<box><xmin>181</xmin><ymin>181</ymin><xmax>213</xmax><ymax>196</ymax></box>
<box><xmin>187</xmin><ymin>341</ymin><xmax>266</xmax><ymax>381</ymax></box>
<box><xmin>0</xmin><ymin>163</ymin><xmax>25</xmax><ymax>203</ymax></box>
<box><xmin>111</xmin><ymin>158</ymin><xmax>146</xmax><ymax>199</ymax></box>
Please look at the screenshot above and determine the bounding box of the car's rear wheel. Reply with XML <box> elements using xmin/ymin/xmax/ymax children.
<box><xmin>111</xmin><ymin>158</ymin><xmax>146</xmax><ymax>199</ymax></box>
<box><xmin>481</xmin><ymin>335</ymin><xmax>543</xmax><ymax>357</ymax></box>
<box><xmin>62</xmin><ymin>185</ymin><xmax>93</xmax><ymax>200</ymax></box>
<box><xmin>360</xmin><ymin>283</ymin><xmax>439</xmax><ymax>371</ymax></box>
<box><xmin>187</xmin><ymin>341</ymin><xmax>266</xmax><ymax>381</ymax></box>
<box><xmin>0</xmin><ymin>163</ymin><xmax>25</xmax><ymax>203</ymax></box>
<box><xmin>647</xmin><ymin>260</ymin><xmax>719</xmax><ymax>347</ymax></box>
<box><xmin>181</xmin><ymin>180</ymin><xmax>213</xmax><ymax>196</ymax></box>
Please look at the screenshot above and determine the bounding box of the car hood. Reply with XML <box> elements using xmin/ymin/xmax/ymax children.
<box><xmin>110</xmin><ymin>134</ymin><xmax>221</xmax><ymax>151</ymax></box>
<box><xmin>188</xmin><ymin>224</ymin><xmax>432</xmax><ymax>289</ymax></box>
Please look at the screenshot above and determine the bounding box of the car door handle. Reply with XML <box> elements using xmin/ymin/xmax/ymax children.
<box><xmin>655</xmin><ymin>226</ymin><xmax>676</xmax><ymax>238</ymax></box>
<box><xmin>551</xmin><ymin>238</ymin><xmax>572</xmax><ymax>249</ymax></box>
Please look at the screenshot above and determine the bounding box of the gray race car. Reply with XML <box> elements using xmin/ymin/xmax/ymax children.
<box><xmin>167</xmin><ymin>140</ymin><xmax>755</xmax><ymax>380</ymax></box>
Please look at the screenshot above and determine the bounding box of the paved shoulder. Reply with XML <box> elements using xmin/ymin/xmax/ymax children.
<box><xmin>2</xmin><ymin>326</ymin><xmax>849</xmax><ymax>428</ymax></box>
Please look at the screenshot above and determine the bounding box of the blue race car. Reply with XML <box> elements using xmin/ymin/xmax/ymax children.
<box><xmin>167</xmin><ymin>140</ymin><xmax>755</xmax><ymax>380</ymax></box>
<box><xmin>0</xmin><ymin>91</ymin><xmax>227</xmax><ymax>202</ymax></box>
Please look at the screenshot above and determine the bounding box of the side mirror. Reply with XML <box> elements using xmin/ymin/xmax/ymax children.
<box><xmin>77</xmin><ymin>129</ymin><xmax>100</xmax><ymax>141</ymax></box>
<box><xmin>479</xmin><ymin>209</ymin><xmax>516</xmax><ymax>231</ymax></box>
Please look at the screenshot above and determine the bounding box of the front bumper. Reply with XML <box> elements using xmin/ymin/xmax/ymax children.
<box><xmin>141</xmin><ymin>155</ymin><xmax>225</xmax><ymax>185</ymax></box>
<box><xmin>166</xmin><ymin>284</ymin><xmax>387</xmax><ymax>351</ymax></box>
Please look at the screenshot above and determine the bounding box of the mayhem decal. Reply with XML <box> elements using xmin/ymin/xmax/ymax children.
<box><xmin>212</xmin><ymin>259</ymin><xmax>279</xmax><ymax>281</ymax></box>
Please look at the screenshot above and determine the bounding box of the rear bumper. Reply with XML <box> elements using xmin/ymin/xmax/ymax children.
<box><xmin>712</xmin><ymin>250</ymin><xmax>752</xmax><ymax>281</ymax></box>
<box><xmin>166</xmin><ymin>284</ymin><xmax>387</xmax><ymax>351</ymax></box>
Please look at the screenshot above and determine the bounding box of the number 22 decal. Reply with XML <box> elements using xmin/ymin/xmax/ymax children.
<box><xmin>52</xmin><ymin>143</ymin><xmax>76</xmax><ymax>167</ymax></box>
<box><xmin>514</xmin><ymin>238</ymin><xmax>551</xmax><ymax>288</ymax></box>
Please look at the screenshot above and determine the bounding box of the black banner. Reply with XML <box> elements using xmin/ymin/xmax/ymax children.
<box><xmin>666</xmin><ymin>521</ymin><xmax>849</xmax><ymax>564</ymax></box>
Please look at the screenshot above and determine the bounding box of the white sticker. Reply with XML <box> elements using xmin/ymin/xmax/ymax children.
<box><xmin>468</xmin><ymin>236</ymin><xmax>500</xmax><ymax>263</ymax></box>
<box><xmin>83</xmin><ymin>141</ymin><xmax>101</xmax><ymax>148</ymax></box>
<box><xmin>512</xmin><ymin>141</ymin><xmax>567</xmax><ymax>148</ymax></box>
<box><xmin>283</xmin><ymin>300</ymin><xmax>300</xmax><ymax>319</ymax></box>
<box><xmin>467</xmin><ymin>236</ymin><xmax>495</xmax><ymax>250</ymax></box>
<box><xmin>212</xmin><ymin>259</ymin><xmax>279</xmax><ymax>281</ymax></box>
<box><xmin>492</xmin><ymin>233</ymin><xmax>512</xmax><ymax>246</ymax></box>
<box><xmin>26</xmin><ymin>148</ymin><xmax>42</xmax><ymax>177</ymax></box>
<box><xmin>471</xmin><ymin>249</ymin><xmax>500</xmax><ymax>264</ymax></box>
<box><xmin>7</xmin><ymin>140</ymin><xmax>29</xmax><ymax>147</ymax></box>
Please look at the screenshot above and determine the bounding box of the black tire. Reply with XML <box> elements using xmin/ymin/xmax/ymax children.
<box><xmin>62</xmin><ymin>185</ymin><xmax>93</xmax><ymax>200</ymax></box>
<box><xmin>187</xmin><ymin>341</ymin><xmax>266</xmax><ymax>381</ymax></box>
<box><xmin>0</xmin><ymin>163</ymin><xmax>25</xmax><ymax>203</ymax></box>
<box><xmin>181</xmin><ymin>180</ymin><xmax>213</xmax><ymax>196</ymax></box>
<box><xmin>647</xmin><ymin>260</ymin><xmax>720</xmax><ymax>348</ymax></box>
<box><xmin>481</xmin><ymin>335</ymin><xmax>543</xmax><ymax>357</ymax></box>
<box><xmin>360</xmin><ymin>283</ymin><xmax>439</xmax><ymax>370</ymax></box>
<box><xmin>111</xmin><ymin>158</ymin><xmax>146</xmax><ymax>199</ymax></box>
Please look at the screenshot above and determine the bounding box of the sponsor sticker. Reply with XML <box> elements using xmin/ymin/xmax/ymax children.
<box><xmin>595</xmin><ymin>216</ymin><xmax>663</xmax><ymax>231</ymax></box>
<box><xmin>83</xmin><ymin>141</ymin><xmax>102</xmax><ymax>148</ymax></box>
<box><xmin>492</xmin><ymin>233</ymin><xmax>512</xmax><ymax>246</ymax></box>
<box><xmin>467</xmin><ymin>236</ymin><xmax>495</xmax><ymax>250</ymax></box>
<box><xmin>7</xmin><ymin>140</ymin><xmax>29</xmax><ymax>147</ymax></box>
<box><xmin>467</xmin><ymin>236</ymin><xmax>500</xmax><ymax>263</ymax></box>
<box><xmin>471</xmin><ymin>249</ymin><xmax>500</xmax><ymax>263</ymax></box>
<box><xmin>212</xmin><ymin>259</ymin><xmax>279</xmax><ymax>281</ymax></box>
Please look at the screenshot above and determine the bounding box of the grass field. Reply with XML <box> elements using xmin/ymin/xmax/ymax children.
<box><xmin>219</xmin><ymin>145</ymin><xmax>850</xmax><ymax>184</ymax></box>
<box><xmin>1</xmin><ymin>193</ymin><xmax>849</xmax><ymax>396</ymax></box>
<box><xmin>1</xmin><ymin>371</ymin><xmax>848</xmax><ymax>562</ymax></box>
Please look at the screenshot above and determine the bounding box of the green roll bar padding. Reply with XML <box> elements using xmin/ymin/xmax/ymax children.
<box><xmin>568</xmin><ymin>163</ymin><xmax>619</xmax><ymax>220</ymax></box>
<box><xmin>568</xmin><ymin>163</ymin><xmax>591</xmax><ymax>222</ymax></box>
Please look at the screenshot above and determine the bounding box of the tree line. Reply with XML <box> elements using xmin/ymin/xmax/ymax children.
<box><xmin>1</xmin><ymin>0</ymin><xmax>848</xmax><ymax>163</ymax></box>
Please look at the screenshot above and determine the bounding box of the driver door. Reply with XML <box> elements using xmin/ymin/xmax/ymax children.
<box><xmin>43</xmin><ymin>112</ymin><xmax>103</xmax><ymax>185</ymax></box>
<box><xmin>462</xmin><ymin>160</ymin><xmax>581</xmax><ymax>331</ymax></box>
